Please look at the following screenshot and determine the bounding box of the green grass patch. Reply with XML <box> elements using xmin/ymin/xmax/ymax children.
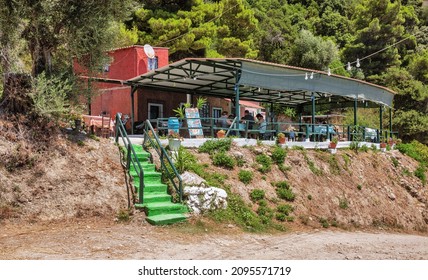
<box><xmin>414</xmin><ymin>164</ymin><xmax>427</xmax><ymax>185</ymax></box>
<box><xmin>208</xmin><ymin>193</ymin><xmax>267</xmax><ymax>232</ymax></box>
<box><xmin>238</xmin><ymin>170</ymin><xmax>253</xmax><ymax>185</ymax></box>
<box><xmin>212</xmin><ymin>151</ymin><xmax>235</xmax><ymax>169</ymax></box>
<box><xmin>255</xmin><ymin>154</ymin><xmax>272</xmax><ymax>173</ymax></box>
<box><xmin>328</xmin><ymin>155</ymin><xmax>341</xmax><ymax>175</ymax></box>
<box><xmin>250</xmin><ymin>189</ymin><xmax>265</xmax><ymax>201</ymax></box>
<box><xmin>271</xmin><ymin>146</ymin><xmax>287</xmax><ymax>164</ymax></box>
<box><xmin>274</xmin><ymin>180</ymin><xmax>296</xmax><ymax>201</ymax></box>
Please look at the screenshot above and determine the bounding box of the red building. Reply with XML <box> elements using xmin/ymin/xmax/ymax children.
<box><xmin>74</xmin><ymin>45</ymin><xmax>263</xmax><ymax>127</ymax></box>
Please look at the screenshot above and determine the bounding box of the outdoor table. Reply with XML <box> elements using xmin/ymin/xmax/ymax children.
<box><xmin>82</xmin><ymin>115</ymin><xmax>115</xmax><ymax>135</ymax></box>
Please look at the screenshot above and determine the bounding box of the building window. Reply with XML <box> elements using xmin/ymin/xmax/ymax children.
<box><xmin>213</xmin><ymin>107</ymin><xmax>222</xmax><ymax>124</ymax></box>
<box><xmin>199</xmin><ymin>102</ymin><xmax>210</xmax><ymax>119</ymax></box>
<box><xmin>148</xmin><ymin>57</ymin><xmax>158</xmax><ymax>71</ymax></box>
<box><xmin>148</xmin><ymin>103</ymin><xmax>163</xmax><ymax>120</ymax></box>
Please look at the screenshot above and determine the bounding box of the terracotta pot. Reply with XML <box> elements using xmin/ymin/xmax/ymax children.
<box><xmin>380</xmin><ymin>143</ymin><xmax>387</xmax><ymax>148</ymax></box>
<box><xmin>278</xmin><ymin>137</ymin><xmax>286</xmax><ymax>144</ymax></box>
<box><xmin>217</xmin><ymin>131</ymin><xmax>225</xmax><ymax>138</ymax></box>
<box><xmin>329</xmin><ymin>142</ymin><xmax>337</xmax><ymax>149</ymax></box>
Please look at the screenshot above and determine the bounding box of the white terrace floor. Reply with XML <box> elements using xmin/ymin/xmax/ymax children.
<box><xmin>124</xmin><ymin>135</ymin><xmax>383</xmax><ymax>150</ymax></box>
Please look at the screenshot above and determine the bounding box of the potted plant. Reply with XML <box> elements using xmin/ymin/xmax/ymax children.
<box><xmin>217</xmin><ymin>129</ymin><xmax>226</xmax><ymax>138</ymax></box>
<box><xmin>168</xmin><ymin>131</ymin><xmax>182</xmax><ymax>151</ymax></box>
<box><xmin>329</xmin><ymin>136</ymin><xmax>338</xmax><ymax>149</ymax></box>
<box><xmin>380</xmin><ymin>141</ymin><xmax>387</xmax><ymax>149</ymax></box>
<box><xmin>277</xmin><ymin>132</ymin><xmax>286</xmax><ymax>144</ymax></box>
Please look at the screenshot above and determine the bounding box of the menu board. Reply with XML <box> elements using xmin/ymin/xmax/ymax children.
<box><xmin>185</xmin><ymin>108</ymin><xmax>203</xmax><ymax>137</ymax></box>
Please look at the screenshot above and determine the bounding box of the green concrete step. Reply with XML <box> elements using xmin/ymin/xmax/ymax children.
<box><xmin>131</xmin><ymin>144</ymin><xmax>144</xmax><ymax>152</ymax></box>
<box><xmin>132</xmin><ymin>172</ymin><xmax>162</xmax><ymax>186</ymax></box>
<box><xmin>144</xmin><ymin>182</ymin><xmax>168</xmax><ymax>193</ymax></box>
<box><xmin>144</xmin><ymin>201</ymin><xmax>188</xmax><ymax>217</ymax></box>
<box><xmin>142</xmin><ymin>192</ymin><xmax>172</xmax><ymax>203</ymax></box>
<box><xmin>134</xmin><ymin>183</ymin><xmax>168</xmax><ymax>194</ymax></box>
<box><xmin>129</xmin><ymin>164</ymin><xmax>156</xmax><ymax>176</ymax></box>
<box><xmin>127</xmin><ymin>145</ymin><xmax>187</xmax><ymax>225</ymax></box>
<box><xmin>146</xmin><ymin>213</ymin><xmax>187</xmax><ymax>225</ymax></box>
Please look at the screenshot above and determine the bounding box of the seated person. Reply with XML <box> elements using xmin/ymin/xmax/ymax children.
<box><xmin>289</xmin><ymin>129</ymin><xmax>295</xmax><ymax>142</ymax></box>
<box><xmin>256</xmin><ymin>113</ymin><xmax>268</xmax><ymax>140</ymax></box>
<box><xmin>241</xmin><ymin>110</ymin><xmax>255</xmax><ymax>138</ymax></box>
<box><xmin>241</xmin><ymin>110</ymin><xmax>255</xmax><ymax>129</ymax></box>
<box><xmin>219</xmin><ymin>111</ymin><xmax>231</xmax><ymax>128</ymax></box>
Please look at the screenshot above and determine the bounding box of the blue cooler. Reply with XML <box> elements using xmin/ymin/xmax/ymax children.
<box><xmin>168</xmin><ymin>117</ymin><xmax>180</xmax><ymax>134</ymax></box>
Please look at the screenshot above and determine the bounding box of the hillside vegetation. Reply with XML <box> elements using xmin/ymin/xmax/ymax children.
<box><xmin>1</xmin><ymin>121</ymin><xmax>427</xmax><ymax>234</ymax></box>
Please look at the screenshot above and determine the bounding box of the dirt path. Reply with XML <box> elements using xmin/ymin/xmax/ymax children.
<box><xmin>1</xmin><ymin>219</ymin><xmax>428</xmax><ymax>260</ymax></box>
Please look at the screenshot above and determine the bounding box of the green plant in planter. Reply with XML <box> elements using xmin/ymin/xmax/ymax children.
<box><xmin>173</xmin><ymin>102</ymin><xmax>191</xmax><ymax>119</ymax></box>
<box><xmin>196</xmin><ymin>97</ymin><xmax>207</xmax><ymax>109</ymax></box>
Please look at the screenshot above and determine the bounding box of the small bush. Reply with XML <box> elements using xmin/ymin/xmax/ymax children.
<box><xmin>172</xmin><ymin>146</ymin><xmax>197</xmax><ymax>174</ymax></box>
<box><xmin>209</xmin><ymin>193</ymin><xmax>265</xmax><ymax>232</ymax></box>
<box><xmin>212</xmin><ymin>151</ymin><xmax>235</xmax><ymax>169</ymax></box>
<box><xmin>275</xmin><ymin>213</ymin><xmax>287</xmax><ymax>221</ymax></box>
<box><xmin>256</xmin><ymin>154</ymin><xmax>272</xmax><ymax>173</ymax></box>
<box><xmin>199</xmin><ymin>138</ymin><xmax>232</xmax><ymax>154</ymax></box>
<box><xmin>258</xmin><ymin>199</ymin><xmax>268</xmax><ymax>207</ymax></box>
<box><xmin>275</xmin><ymin>181</ymin><xmax>296</xmax><ymax>201</ymax></box>
<box><xmin>278</xmin><ymin>164</ymin><xmax>291</xmax><ymax>173</ymax></box>
<box><xmin>236</xmin><ymin>157</ymin><xmax>245</xmax><ymax>167</ymax></box>
<box><xmin>116</xmin><ymin>208</ymin><xmax>131</xmax><ymax>222</ymax></box>
<box><xmin>319</xmin><ymin>218</ymin><xmax>329</xmax><ymax>228</ymax></box>
<box><xmin>277</xmin><ymin>188</ymin><xmax>296</xmax><ymax>201</ymax></box>
<box><xmin>239</xmin><ymin>170</ymin><xmax>253</xmax><ymax>185</ymax></box>
<box><xmin>275</xmin><ymin>181</ymin><xmax>289</xmax><ymax>189</ymax></box>
<box><xmin>357</xmin><ymin>184</ymin><xmax>362</xmax><ymax>191</ymax></box>
<box><xmin>338</xmin><ymin>197</ymin><xmax>349</xmax><ymax>209</ymax></box>
<box><xmin>250</xmin><ymin>189</ymin><xmax>265</xmax><ymax>201</ymax></box>
<box><xmin>391</xmin><ymin>157</ymin><xmax>399</xmax><ymax>167</ymax></box>
<box><xmin>307</xmin><ymin>194</ymin><xmax>312</xmax><ymax>200</ymax></box>
<box><xmin>257</xmin><ymin>206</ymin><xmax>273</xmax><ymax>218</ymax></box>
<box><xmin>286</xmin><ymin>216</ymin><xmax>295</xmax><ymax>222</ymax></box>
<box><xmin>328</xmin><ymin>155</ymin><xmax>340</xmax><ymax>175</ymax></box>
<box><xmin>271</xmin><ymin>146</ymin><xmax>287</xmax><ymax>164</ymax></box>
<box><xmin>277</xmin><ymin>204</ymin><xmax>294</xmax><ymax>215</ymax></box>
<box><xmin>359</xmin><ymin>145</ymin><xmax>369</xmax><ymax>152</ymax></box>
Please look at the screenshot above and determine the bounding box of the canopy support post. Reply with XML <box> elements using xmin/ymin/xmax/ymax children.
<box><xmin>379</xmin><ymin>105</ymin><xmax>383</xmax><ymax>142</ymax></box>
<box><xmin>311</xmin><ymin>93</ymin><xmax>315</xmax><ymax>141</ymax></box>
<box><xmin>389</xmin><ymin>107</ymin><xmax>393</xmax><ymax>138</ymax></box>
<box><xmin>130</xmin><ymin>86</ymin><xmax>137</xmax><ymax>135</ymax></box>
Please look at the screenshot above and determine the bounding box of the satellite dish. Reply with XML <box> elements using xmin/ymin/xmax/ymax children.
<box><xmin>144</xmin><ymin>44</ymin><xmax>155</xmax><ymax>59</ymax></box>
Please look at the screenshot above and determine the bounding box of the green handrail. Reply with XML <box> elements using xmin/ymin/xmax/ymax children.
<box><xmin>142</xmin><ymin>120</ymin><xmax>183</xmax><ymax>202</ymax></box>
<box><xmin>114</xmin><ymin>113</ymin><xmax>145</xmax><ymax>204</ymax></box>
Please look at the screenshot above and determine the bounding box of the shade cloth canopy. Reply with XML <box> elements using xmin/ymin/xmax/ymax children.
<box><xmin>120</xmin><ymin>58</ymin><xmax>395</xmax><ymax>108</ymax></box>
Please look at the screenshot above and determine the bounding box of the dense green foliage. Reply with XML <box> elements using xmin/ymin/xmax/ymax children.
<box><xmin>396</xmin><ymin>140</ymin><xmax>428</xmax><ymax>184</ymax></box>
<box><xmin>124</xmin><ymin>0</ymin><xmax>428</xmax><ymax>144</ymax></box>
<box><xmin>2</xmin><ymin>0</ymin><xmax>428</xmax><ymax>143</ymax></box>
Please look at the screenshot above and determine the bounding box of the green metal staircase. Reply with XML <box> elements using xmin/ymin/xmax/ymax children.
<box><xmin>115</xmin><ymin>114</ymin><xmax>187</xmax><ymax>225</ymax></box>
<box><xmin>129</xmin><ymin>145</ymin><xmax>187</xmax><ymax>225</ymax></box>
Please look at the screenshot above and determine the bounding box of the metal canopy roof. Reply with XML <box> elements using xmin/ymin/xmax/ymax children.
<box><xmin>123</xmin><ymin>58</ymin><xmax>395</xmax><ymax>108</ymax></box>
